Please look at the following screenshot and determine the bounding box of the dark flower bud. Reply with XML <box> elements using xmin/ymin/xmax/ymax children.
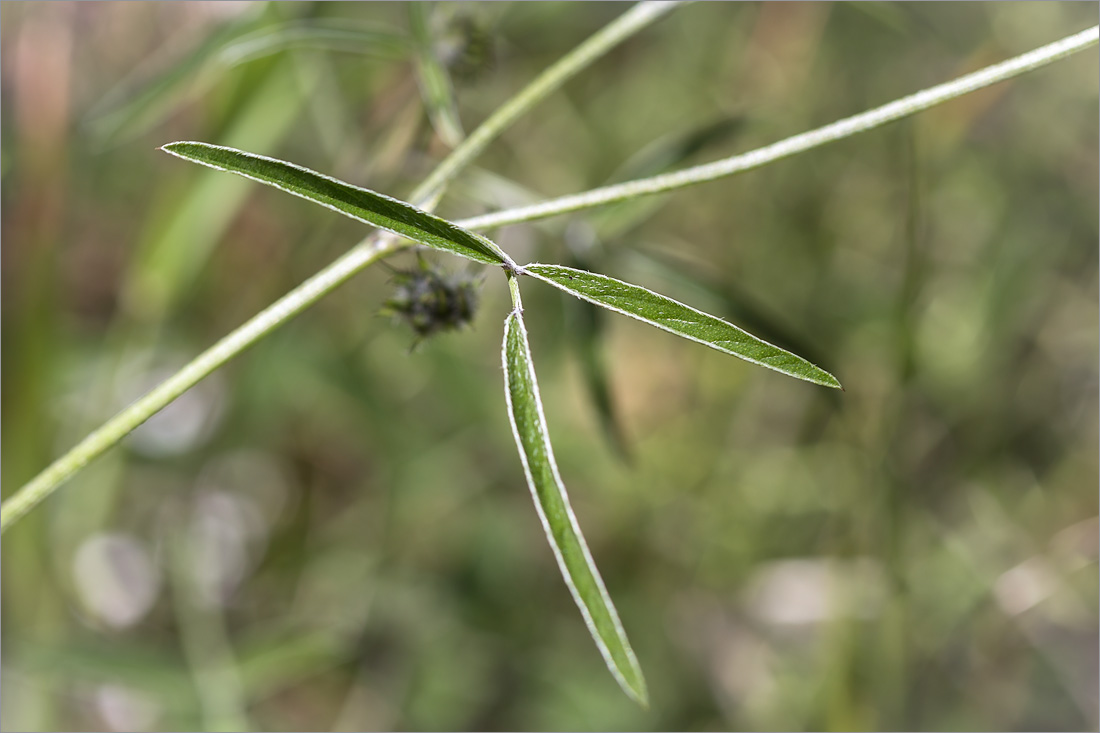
<box><xmin>383</xmin><ymin>259</ymin><xmax>482</xmax><ymax>344</ymax></box>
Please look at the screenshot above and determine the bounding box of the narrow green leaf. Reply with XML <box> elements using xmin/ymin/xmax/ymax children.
<box><xmin>160</xmin><ymin>142</ymin><xmax>511</xmax><ymax>266</ymax></box>
<box><xmin>524</xmin><ymin>264</ymin><xmax>843</xmax><ymax>389</ymax></box>
<box><xmin>630</xmin><ymin>247</ymin><xmax>835</xmax><ymax>375</ymax></box>
<box><xmin>502</xmin><ymin>309</ymin><xmax>648</xmax><ymax>707</ymax></box>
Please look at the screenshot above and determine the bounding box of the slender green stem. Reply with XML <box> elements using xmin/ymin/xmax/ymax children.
<box><xmin>1</xmin><ymin>239</ymin><xmax>393</xmax><ymax>532</ymax></box>
<box><xmin>408</xmin><ymin>1</ymin><xmax>683</xmax><ymax>207</ymax></box>
<box><xmin>409</xmin><ymin>3</ymin><xmax>465</xmax><ymax>148</ymax></box>
<box><xmin>0</xmin><ymin>2</ymin><xmax>681</xmax><ymax>533</ymax></box>
<box><xmin>455</xmin><ymin>25</ymin><xmax>1100</xmax><ymax>232</ymax></box>
<box><xmin>507</xmin><ymin>269</ymin><xmax>524</xmax><ymax>313</ymax></box>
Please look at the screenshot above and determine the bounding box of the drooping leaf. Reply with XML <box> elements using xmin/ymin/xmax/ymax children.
<box><xmin>524</xmin><ymin>264</ymin><xmax>842</xmax><ymax>389</ymax></box>
<box><xmin>502</xmin><ymin>309</ymin><xmax>649</xmax><ymax>707</ymax></box>
<box><xmin>160</xmin><ymin>142</ymin><xmax>511</xmax><ymax>265</ymax></box>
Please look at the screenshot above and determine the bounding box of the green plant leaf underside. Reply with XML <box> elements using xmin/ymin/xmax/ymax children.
<box><xmin>502</xmin><ymin>309</ymin><xmax>649</xmax><ymax>707</ymax></box>
<box><xmin>524</xmin><ymin>263</ymin><xmax>842</xmax><ymax>389</ymax></box>
<box><xmin>160</xmin><ymin>142</ymin><xmax>510</xmax><ymax>265</ymax></box>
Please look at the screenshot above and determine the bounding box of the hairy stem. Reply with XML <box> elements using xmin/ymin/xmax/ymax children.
<box><xmin>507</xmin><ymin>268</ymin><xmax>524</xmax><ymax>313</ymax></box>
<box><xmin>2</xmin><ymin>238</ymin><xmax>393</xmax><ymax>532</ymax></box>
<box><xmin>1</xmin><ymin>2</ymin><xmax>681</xmax><ymax>533</ymax></box>
<box><xmin>456</xmin><ymin>25</ymin><xmax>1100</xmax><ymax>232</ymax></box>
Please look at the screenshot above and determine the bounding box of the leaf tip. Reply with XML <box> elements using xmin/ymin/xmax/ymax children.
<box><xmin>807</xmin><ymin>366</ymin><xmax>843</xmax><ymax>390</ymax></box>
<box><xmin>159</xmin><ymin>141</ymin><xmax>204</xmax><ymax>157</ymax></box>
<box><xmin>630</xmin><ymin>682</ymin><xmax>651</xmax><ymax>710</ymax></box>
<box><xmin>613</xmin><ymin>657</ymin><xmax>650</xmax><ymax>709</ymax></box>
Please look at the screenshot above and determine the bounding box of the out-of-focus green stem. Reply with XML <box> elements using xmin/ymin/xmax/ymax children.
<box><xmin>456</xmin><ymin>25</ymin><xmax>1100</xmax><ymax>232</ymax></box>
<box><xmin>0</xmin><ymin>2</ymin><xmax>682</xmax><ymax>533</ymax></box>
<box><xmin>169</xmin><ymin>530</ymin><xmax>250</xmax><ymax>732</ymax></box>
<box><xmin>1</xmin><ymin>238</ymin><xmax>394</xmax><ymax>533</ymax></box>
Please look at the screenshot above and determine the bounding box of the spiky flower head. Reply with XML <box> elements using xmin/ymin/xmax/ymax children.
<box><xmin>383</xmin><ymin>258</ymin><xmax>482</xmax><ymax>343</ymax></box>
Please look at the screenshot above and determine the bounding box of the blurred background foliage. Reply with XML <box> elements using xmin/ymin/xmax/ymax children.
<box><xmin>2</xmin><ymin>2</ymin><xmax>1097</xmax><ymax>730</ymax></box>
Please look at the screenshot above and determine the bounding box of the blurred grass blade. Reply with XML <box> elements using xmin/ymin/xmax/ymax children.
<box><xmin>593</xmin><ymin>117</ymin><xmax>745</xmax><ymax>238</ymax></box>
<box><xmin>88</xmin><ymin>16</ymin><xmax>409</xmax><ymax>146</ymax></box>
<box><xmin>562</xmin><ymin>251</ymin><xmax>632</xmax><ymax>462</ymax></box>
<box><xmin>127</xmin><ymin>59</ymin><xmax>307</xmax><ymax>321</ymax></box>
<box><xmin>160</xmin><ymin>142</ymin><xmax>511</xmax><ymax>265</ymax></box>
<box><xmin>502</xmin><ymin>308</ymin><xmax>649</xmax><ymax>706</ymax></box>
<box><xmin>409</xmin><ymin>3</ymin><xmax>465</xmax><ymax>147</ymax></box>
<box><xmin>86</xmin><ymin>11</ymin><xmax>260</xmax><ymax>145</ymax></box>
<box><xmin>569</xmin><ymin>296</ymin><xmax>632</xmax><ymax>461</ymax></box>
<box><xmin>525</xmin><ymin>264</ymin><xmax>842</xmax><ymax>389</ymax></box>
<box><xmin>611</xmin><ymin>118</ymin><xmax>747</xmax><ymax>184</ymax></box>
<box><xmin>216</xmin><ymin>21</ymin><xmax>410</xmax><ymax>66</ymax></box>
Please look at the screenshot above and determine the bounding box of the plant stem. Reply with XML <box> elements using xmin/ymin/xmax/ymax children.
<box><xmin>0</xmin><ymin>2</ymin><xmax>681</xmax><ymax>533</ymax></box>
<box><xmin>455</xmin><ymin>25</ymin><xmax>1100</xmax><ymax>232</ymax></box>
<box><xmin>507</xmin><ymin>269</ymin><xmax>524</xmax><ymax>313</ymax></box>
<box><xmin>408</xmin><ymin>1</ymin><xmax>683</xmax><ymax>207</ymax></box>
<box><xmin>1</xmin><ymin>238</ymin><xmax>393</xmax><ymax>533</ymax></box>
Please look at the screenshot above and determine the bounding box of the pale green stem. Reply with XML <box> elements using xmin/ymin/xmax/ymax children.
<box><xmin>2</xmin><ymin>238</ymin><xmax>393</xmax><ymax>532</ymax></box>
<box><xmin>0</xmin><ymin>2</ymin><xmax>681</xmax><ymax>533</ymax></box>
<box><xmin>408</xmin><ymin>1</ymin><xmax>683</xmax><ymax>207</ymax></box>
<box><xmin>456</xmin><ymin>25</ymin><xmax>1100</xmax><ymax>232</ymax></box>
<box><xmin>507</xmin><ymin>268</ymin><xmax>524</xmax><ymax>313</ymax></box>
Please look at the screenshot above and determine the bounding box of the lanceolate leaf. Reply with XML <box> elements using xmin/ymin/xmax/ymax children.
<box><xmin>160</xmin><ymin>142</ymin><xmax>511</xmax><ymax>266</ymax></box>
<box><xmin>502</xmin><ymin>309</ymin><xmax>649</xmax><ymax>707</ymax></box>
<box><xmin>524</xmin><ymin>263</ymin><xmax>842</xmax><ymax>389</ymax></box>
<box><xmin>631</xmin><ymin>246</ymin><xmax>834</xmax><ymax>375</ymax></box>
